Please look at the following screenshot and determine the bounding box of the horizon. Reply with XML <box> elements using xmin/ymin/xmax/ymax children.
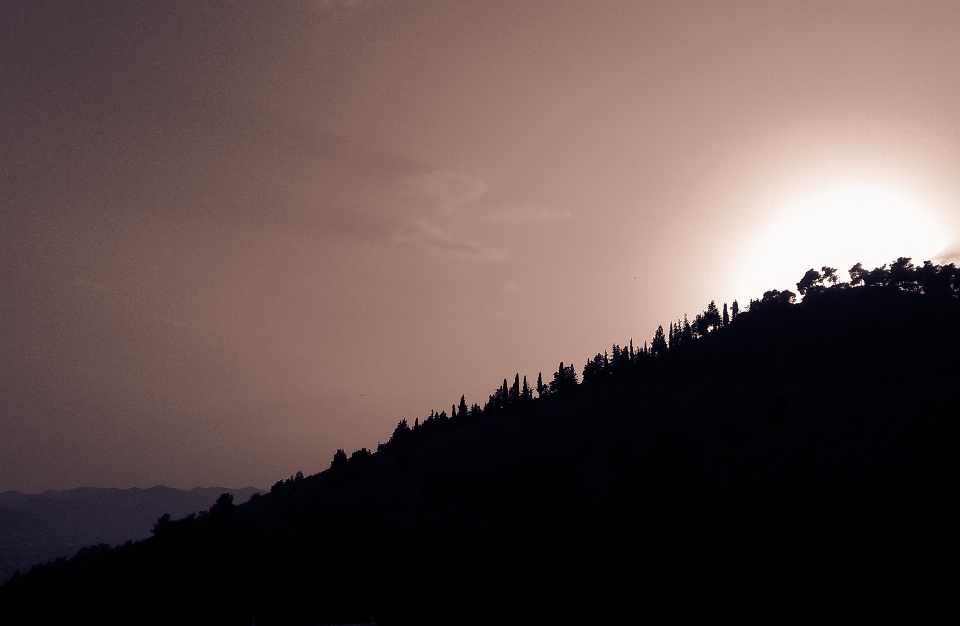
<box><xmin>3</xmin><ymin>0</ymin><xmax>960</xmax><ymax>493</ymax></box>
<box><xmin>0</xmin><ymin>484</ymin><xmax>269</xmax><ymax>497</ymax></box>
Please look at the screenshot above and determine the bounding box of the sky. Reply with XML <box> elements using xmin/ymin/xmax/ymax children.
<box><xmin>3</xmin><ymin>0</ymin><xmax>960</xmax><ymax>493</ymax></box>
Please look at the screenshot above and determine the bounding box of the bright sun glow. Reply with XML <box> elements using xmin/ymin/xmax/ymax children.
<box><xmin>733</xmin><ymin>186</ymin><xmax>948</xmax><ymax>302</ymax></box>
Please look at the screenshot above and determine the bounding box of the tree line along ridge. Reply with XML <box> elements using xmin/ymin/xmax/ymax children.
<box><xmin>268</xmin><ymin>256</ymin><xmax>959</xmax><ymax>493</ymax></box>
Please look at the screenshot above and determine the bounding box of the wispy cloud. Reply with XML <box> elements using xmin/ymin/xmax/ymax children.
<box><xmin>391</xmin><ymin>170</ymin><xmax>567</xmax><ymax>260</ymax></box>
<box><xmin>401</xmin><ymin>171</ymin><xmax>488</xmax><ymax>215</ymax></box>
<box><xmin>485</xmin><ymin>201</ymin><xmax>572</xmax><ymax>222</ymax></box>
<box><xmin>392</xmin><ymin>219</ymin><xmax>505</xmax><ymax>261</ymax></box>
<box><xmin>392</xmin><ymin>170</ymin><xmax>506</xmax><ymax>260</ymax></box>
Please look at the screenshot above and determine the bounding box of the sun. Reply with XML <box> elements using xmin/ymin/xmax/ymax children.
<box><xmin>733</xmin><ymin>186</ymin><xmax>948</xmax><ymax>302</ymax></box>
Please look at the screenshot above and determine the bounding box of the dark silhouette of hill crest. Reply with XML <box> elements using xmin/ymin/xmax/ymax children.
<box><xmin>0</xmin><ymin>485</ymin><xmax>264</xmax><ymax>583</ymax></box>
<box><xmin>2</xmin><ymin>257</ymin><xmax>958</xmax><ymax>624</ymax></box>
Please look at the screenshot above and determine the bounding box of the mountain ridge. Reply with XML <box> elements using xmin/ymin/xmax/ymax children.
<box><xmin>3</xmin><ymin>259</ymin><xmax>959</xmax><ymax>623</ymax></box>
<box><xmin>0</xmin><ymin>485</ymin><xmax>265</xmax><ymax>583</ymax></box>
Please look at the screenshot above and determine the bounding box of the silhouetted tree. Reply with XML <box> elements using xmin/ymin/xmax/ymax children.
<box><xmin>849</xmin><ymin>262</ymin><xmax>894</xmax><ymax>287</ymax></box>
<box><xmin>692</xmin><ymin>313</ymin><xmax>704</xmax><ymax>338</ymax></box>
<box><xmin>722</xmin><ymin>303</ymin><xmax>729</xmax><ymax>327</ymax></box>
<box><xmin>536</xmin><ymin>372</ymin><xmax>546</xmax><ymax>397</ymax></box>
<box><xmin>209</xmin><ymin>493</ymin><xmax>236</xmax><ymax>525</ymax></box>
<box><xmin>458</xmin><ymin>395</ymin><xmax>469</xmax><ymax>417</ymax></box>
<box><xmin>917</xmin><ymin>260</ymin><xmax>959</xmax><ymax>298</ymax></box>
<box><xmin>151</xmin><ymin>513</ymin><xmax>172</xmax><ymax>537</ymax></box>
<box><xmin>550</xmin><ymin>362</ymin><xmax>578</xmax><ymax>394</ymax></box>
<box><xmin>889</xmin><ymin>257</ymin><xmax>918</xmax><ymax>291</ymax></box>
<box><xmin>849</xmin><ymin>262</ymin><xmax>867</xmax><ymax>286</ymax></box>
<box><xmin>760</xmin><ymin>289</ymin><xmax>796</xmax><ymax>305</ymax></box>
<box><xmin>389</xmin><ymin>419</ymin><xmax>411</xmax><ymax>444</ymax></box>
<box><xmin>350</xmin><ymin>447</ymin><xmax>372</xmax><ymax>464</ymax></box>
<box><xmin>702</xmin><ymin>301</ymin><xmax>721</xmax><ymax>333</ymax></box>
<box><xmin>797</xmin><ymin>268</ymin><xmax>823</xmax><ymax>296</ymax></box>
<box><xmin>331</xmin><ymin>449</ymin><xmax>349</xmax><ymax>472</ymax></box>
<box><xmin>651</xmin><ymin>325</ymin><xmax>667</xmax><ymax>356</ymax></box>
<box><xmin>731</xmin><ymin>300</ymin><xmax>739</xmax><ymax>320</ymax></box>
<box><xmin>582</xmin><ymin>353</ymin><xmax>608</xmax><ymax>383</ymax></box>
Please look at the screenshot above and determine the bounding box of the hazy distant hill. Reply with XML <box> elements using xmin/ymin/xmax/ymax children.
<box><xmin>3</xmin><ymin>262</ymin><xmax>959</xmax><ymax>624</ymax></box>
<box><xmin>0</xmin><ymin>485</ymin><xmax>264</xmax><ymax>582</ymax></box>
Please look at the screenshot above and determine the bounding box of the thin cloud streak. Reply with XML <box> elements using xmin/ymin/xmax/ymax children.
<box><xmin>485</xmin><ymin>202</ymin><xmax>573</xmax><ymax>222</ymax></box>
<box><xmin>401</xmin><ymin>171</ymin><xmax>489</xmax><ymax>215</ymax></box>
<box><xmin>392</xmin><ymin>219</ymin><xmax>506</xmax><ymax>261</ymax></box>
<box><xmin>392</xmin><ymin>170</ymin><xmax>506</xmax><ymax>260</ymax></box>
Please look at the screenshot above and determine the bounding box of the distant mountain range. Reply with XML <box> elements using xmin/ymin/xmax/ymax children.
<box><xmin>0</xmin><ymin>485</ymin><xmax>264</xmax><ymax>582</ymax></box>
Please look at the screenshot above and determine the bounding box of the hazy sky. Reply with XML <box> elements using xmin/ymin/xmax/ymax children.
<box><xmin>3</xmin><ymin>0</ymin><xmax>960</xmax><ymax>492</ymax></box>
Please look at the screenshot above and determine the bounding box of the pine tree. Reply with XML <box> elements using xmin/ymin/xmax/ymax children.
<box><xmin>458</xmin><ymin>395</ymin><xmax>468</xmax><ymax>417</ymax></box>
<box><xmin>537</xmin><ymin>372</ymin><xmax>545</xmax><ymax>397</ymax></box>
<box><xmin>722</xmin><ymin>302</ymin><xmax>729</xmax><ymax>326</ymax></box>
<box><xmin>652</xmin><ymin>325</ymin><xmax>667</xmax><ymax>356</ymax></box>
<box><xmin>704</xmin><ymin>301</ymin><xmax>721</xmax><ymax>333</ymax></box>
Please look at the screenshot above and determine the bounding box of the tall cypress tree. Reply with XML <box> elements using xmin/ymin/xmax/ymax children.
<box><xmin>652</xmin><ymin>325</ymin><xmax>667</xmax><ymax>356</ymax></box>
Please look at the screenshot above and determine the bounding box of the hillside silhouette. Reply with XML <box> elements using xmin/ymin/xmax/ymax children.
<box><xmin>2</xmin><ymin>258</ymin><xmax>959</xmax><ymax>624</ymax></box>
<box><xmin>0</xmin><ymin>486</ymin><xmax>264</xmax><ymax>582</ymax></box>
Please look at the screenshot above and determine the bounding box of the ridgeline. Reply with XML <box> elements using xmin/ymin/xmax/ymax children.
<box><xmin>3</xmin><ymin>259</ymin><xmax>959</xmax><ymax>623</ymax></box>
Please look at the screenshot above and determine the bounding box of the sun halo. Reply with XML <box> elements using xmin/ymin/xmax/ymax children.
<box><xmin>733</xmin><ymin>186</ymin><xmax>948</xmax><ymax>303</ymax></box>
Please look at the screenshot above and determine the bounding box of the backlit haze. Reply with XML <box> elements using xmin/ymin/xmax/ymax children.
<box><xmin>3</xmin><ymin>0</ymin><xmax>959</xmax><ymax>492</ymax></box>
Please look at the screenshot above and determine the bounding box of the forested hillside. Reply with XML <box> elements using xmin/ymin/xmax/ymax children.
<box><xmin>0</xmin><ymin>486</ymin><xmax>264</xmax><ymax>582</ymax></box>
<box><xmin>3</xmin><ymin>258</ymin><xmax>959</xmax><ymax>624</ymax></box>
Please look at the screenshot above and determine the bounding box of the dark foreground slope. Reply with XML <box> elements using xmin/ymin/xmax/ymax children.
<box><xmin>3</xmin><ymin>286</ymin><xmax>959</xmax><ymax>623</ymax></box>
<box><xmin>0</xmin><ymin>486</ymin><xmax>265</xmax><ymax>583</ymax></box>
